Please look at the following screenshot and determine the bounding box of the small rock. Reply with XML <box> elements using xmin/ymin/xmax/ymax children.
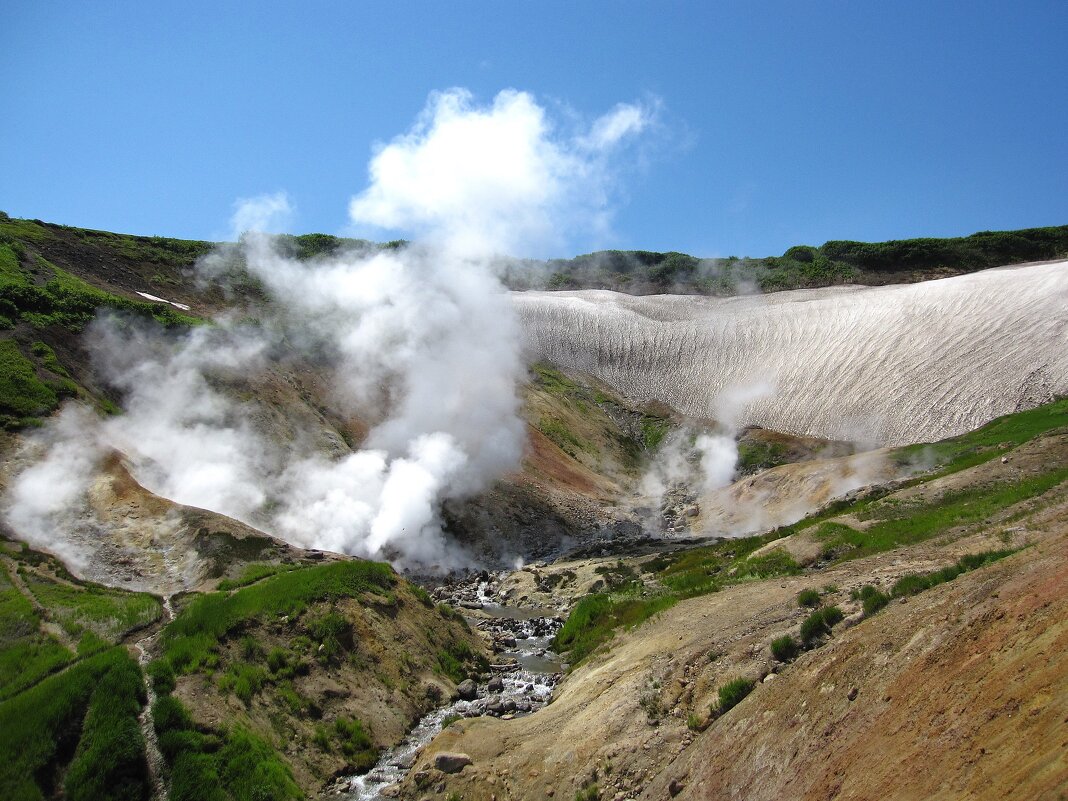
<box><xmin>763</xmin><ymin>673</ymin><xmax>777</xmax><ymax>683</ymax></box>
<box><xmin>487</xmin><ymin>676</ymin><xmax>504</xmax><ymax>692</ymax></box>
<box><xmin>668</xmin><ymin>779</ymin><xmax>686</xmax><ymax>797</ymax></box>
<box><xmin>434</xmin><ymin>752</ymin><xmax>473</xmax><ymax>774</ymax></box>
<box><xmin>847</xmin><ymin>687</ymin><xmax>858</xmax><ymax>701</ymax></box>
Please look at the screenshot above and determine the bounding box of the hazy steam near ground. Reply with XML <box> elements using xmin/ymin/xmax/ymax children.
<box><xmin>3</xmin><ymin>88</ymin><xmax>653</xmax><ymax>570</ymax></box>
<box><xmin>640</xmin><ymin>380</ymin><xmax>775</xmax><ymax>512</ymax></box>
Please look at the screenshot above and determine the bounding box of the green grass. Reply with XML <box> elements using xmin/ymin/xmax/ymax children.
<box><xmin>0</xmin><ymin>563</ymin><xmax>74</xmax><ymax>699</ymax></box>
<box><xmin>889</xmin><ymin>549</ymin><xmax>1019</xmax><ymax>598</ymax></box>
<box><xmin>554</xmin><ymin>533</ymin><xmax>801</xmax><ymax>666</ymax></box>
<box><xmin>716</xmin><ymin>677</ymin><xmax>755</xmax><ymax>714</ymax></box>
<box><xmin>218</xmin><ymin>661</ymin><xmax>268</xmax><ymax>705</ymax></box>
<box><xmin>736</xmin><ymin>439</ymin><xmax>790</xmax><ymax>474</ymax></box>
<box><xmin>552</xmin><ymin>592</ymin><xmax>678</xmax><ymax>666</ymax></box>
<box><xmin>153</xmin><ymin>678</ymin><xmax>301</xmax><ymax>801</ymax></box>
<box><xmin>640</xmin><ymin>415</ymin><xmax>670</xmax><ymax>450</ymax></box>
<box><xmin>857</xmin><ymin>585</ymin><xmax>891</xmax><ymax>615</ymax></box>
<box><xmin>893</xmin><ymin>398</ymin><xmax>1068</xmax><ymax>479</ymax></box>
<box><xmin>770</xmin><ymin>634</ymin><xmax>800</xmax><ymax>662</ymax></box>
<box><xmin>216</xmin><ymin>562</ymin><xmax>296</xmax><ymax>591</ymax></box>
<box><xmin>0</xmin><ymin>646</ymin><xmax>145</xmax><ymax>801</ymax></box>
<box><xmin>800</xmin><ymin>606</ymin><xmax>843</xmax><ymax>645</ymax></box>
<box><xmin>0</xmin><ymin>339</ymin><xmax>59</xmax><ymax>424</ymax></box>
<box><xmin>161</xmin><ymin>560</ymin><xmax>394</xmax><ymax>673</ymax></box>
<box><xmin>21</xmin><ymin>571</ymin><xmax>161</xmax><ymax>640</ymax></box>
<box><xmin>796</xmin><ymin>588</ymin><xmax>821</xmax><ymax>608</ymax></box>
<box><xmin>817</xmin><ymin>467</ymin><xmax>1068</xmax><ymax>561</ymax></box>
<box><xmin>333</xmin><ymin>717</ymin><xmax>379</xmax><ymax>774</ymax></box>
<box><xmin>62</xmin><ymin>652</ymin><xmax>149</xmax><ymax>801</ymax></box>
<box><xmin>538</xmin><ymin>417</ymin><xmax>588</xmax><ymax>455</ymax></box>
<box><xmin>436</xmin><ymin>639</ymin><xmax>489</xmax><ymax>683</ymax></box>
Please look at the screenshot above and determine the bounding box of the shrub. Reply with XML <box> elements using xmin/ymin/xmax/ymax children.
<box><xmin>717</xmin><ymin>677</ymin><xmax>755</xmax><ymax>714</ymax></box>
<box><xmin>797</xmin><ymin>588</ymin><xmax>821</xmax><ymax>608</ymax></box>
<box><xmin>770</xmin><ymin>634</ymin><xmax>799</xmax><ymax>662</ymax></box>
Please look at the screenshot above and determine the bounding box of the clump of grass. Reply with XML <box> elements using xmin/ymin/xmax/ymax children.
<box><xmin>716</xmin><ymin>677</ymin><xmax>755</xmax><ymax>714</ymax></box>
<box><xmin>147</xmin><ymin>658</ymin><xmax>176</xmax><ymax>695</ymax></box>
<box><xmin>218</xmin><ymin>661</ymin><xmax>268</xmax><ymax>705</ymax></box>
<box><xmin>857</xmin><ymin>585</ymin><xmax>890</xmax><ymax>615</ymax></box>
<box><xmin>306</xmin><ymin>610</ymin><xmax>353</xmax><ymax>662</ymax></box>
<box><xmin>800</xmin><ymin>606</ymin><xmax>843</xmax><ymax>645</ymax></box>
<box><xmin>436</xmin><ymin>639</ymin><xmax>488</xmax><ymax>683</ymax></box>
<box><xmin>334</xmin><ymin>717</ymin><xmax>379</xmax><ymax>773</ymax></box>
<box><xmin>575</xmin><ymin>781</ymin><xmax>600</xmax><ymax>801</ymax></box>
<box><xmin>890</xmin><ymin>549</ymin><xmax>1018</xmax><ymax>598</ymax></box>
<box><xmin>796</xmin><ymin>588</ymin><xmax>821</xmax><ymax>608</ymax></box>
<box><xmin>770</xmin><ymin>634</ymin><xmax>800</xmax><ymax>662</ymax></box>
<box><xmin>409</xmin><ymin>583</ymin><xmax>434</xmax><ymax>607</ymax></box>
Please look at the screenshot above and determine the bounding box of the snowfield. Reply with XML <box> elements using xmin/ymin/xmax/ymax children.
<box><xmin>515</xmin><ymin>260</ymin><xmax>1068</xmax><ymax>445</ymax></box>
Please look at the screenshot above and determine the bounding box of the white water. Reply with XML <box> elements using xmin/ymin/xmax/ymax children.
<box><xmin>135</xmin><ymin>595</ymin><xmax>175</xmax><ymax>801</ymax></box>
<box><xmin>343</xmin><ymin>604</ymin><xmax>561</xmax><ymax>800</ymax></box>
<box><xmin>516</xmin><ymin>260</ymin><xmax>1068</xmax><ymax>445</ymax></box>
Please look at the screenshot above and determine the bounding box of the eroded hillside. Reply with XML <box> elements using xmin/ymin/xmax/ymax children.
<box><xmin>395</xmin><ymin>402</ymin><xmax>1068</xmax><ymax>801</ymax></box>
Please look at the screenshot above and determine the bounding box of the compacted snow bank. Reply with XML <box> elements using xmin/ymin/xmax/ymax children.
<box><xmin>515</xmin><ymin>260</ymin><xmax>1068</xmax><ymax>445</ymax></box>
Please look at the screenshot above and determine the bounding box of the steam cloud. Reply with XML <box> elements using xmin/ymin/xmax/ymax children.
<box><xmin>3</xmin><ymin>89</ymin><xmax>653</xmax><ymax>569</ymax></box>
<box><xmin>640</xmin><ymin>379</ymin><xmax>775</xmax><ymax>512</ymax></box>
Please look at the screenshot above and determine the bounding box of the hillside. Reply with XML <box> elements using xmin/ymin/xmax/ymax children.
<box><xmin>517</xmin><ymin>260</ymin><xmax>1068</xmax><ymax>445</ymax></box>
<box><xmin>398</xmin><ymin>400</ymin><xmax>1068</xmax><ymax>801</ymax></box>
<box><xmin>0</xmin><ymin>214</ymin><xmax>1065</xmax><ymax>801</ymax></box>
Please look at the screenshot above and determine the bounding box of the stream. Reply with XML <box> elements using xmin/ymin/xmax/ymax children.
<box><xmin>340</xmin><ymin>576</ymin><xmax>564</xmax><ymax>800</ymax></box>
<box><xmin>134</xmin><ymin>595</ymin><xmax>175</xmax><ymax>801</ymax></box>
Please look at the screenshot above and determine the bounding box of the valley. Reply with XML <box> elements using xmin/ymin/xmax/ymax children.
<box><xmin>0</xmin><ymin>215</ymin><xmax>1065</xmax><ymax>801</ymax></box>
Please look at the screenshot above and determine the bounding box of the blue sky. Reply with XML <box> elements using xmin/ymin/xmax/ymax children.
<box><xmin>3</xmin><ymin>1</ymin><xmax>1066</xmax><ymax>258</ymax></box>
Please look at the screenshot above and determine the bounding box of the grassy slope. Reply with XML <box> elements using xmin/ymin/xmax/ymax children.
<box><xmin>551</xmin><ymin>398</ymin><xmax>1068</xmax><ymax>666</ymax></box>
<box><xmin>149</xmin><ymin>560</ymin><xmax>488</xmax><ymax>799</ymax></box>
<box><xmin>0</xmin><ymin>544</ymin><xmax>489</xmax><ymax>800</ymax></box>
<box><xmin>0</xmin><ymin>540</ymin><xmax>162</xmax><ymax>801</ymax></box>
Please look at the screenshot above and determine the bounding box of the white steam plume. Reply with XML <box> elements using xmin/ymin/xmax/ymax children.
<box><xmin>640</xmin><ymin>379</ymin><xmax>776</xmax><ymax>517</ymax></box>
<box><xmin>4</xmin><ymin>88</ymin><xmax>654</xmax><ymax>570</ymax></box>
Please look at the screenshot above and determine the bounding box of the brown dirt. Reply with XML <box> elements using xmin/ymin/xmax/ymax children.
<box><xmin>396</xmin><ymin>441</ymin><xmax>1068</xmax><ymax>801</ymax></box>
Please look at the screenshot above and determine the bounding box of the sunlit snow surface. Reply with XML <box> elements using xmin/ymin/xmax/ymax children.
<box><xmin>515</xmin><ymin>261</ymin><xmax>1068</xmax><ymax>446</ymax></box>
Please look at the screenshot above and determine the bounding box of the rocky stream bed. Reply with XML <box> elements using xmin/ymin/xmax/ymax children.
<box><xmin>333</xmin><ymin>573</ymin><xmax>566</xmax><ymax>799</ymax></box>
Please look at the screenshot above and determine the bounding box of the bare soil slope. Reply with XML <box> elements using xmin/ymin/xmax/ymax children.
<box><xmin>401</xmin><ymin>430</ymin><xmax>1068</xmax><ymax>801</ymax></box>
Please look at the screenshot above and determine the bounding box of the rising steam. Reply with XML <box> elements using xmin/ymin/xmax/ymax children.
<box><xmin>3</xmin><ymin>89</ymin><xmax>653</xmax><ymax>569</ymax></box>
